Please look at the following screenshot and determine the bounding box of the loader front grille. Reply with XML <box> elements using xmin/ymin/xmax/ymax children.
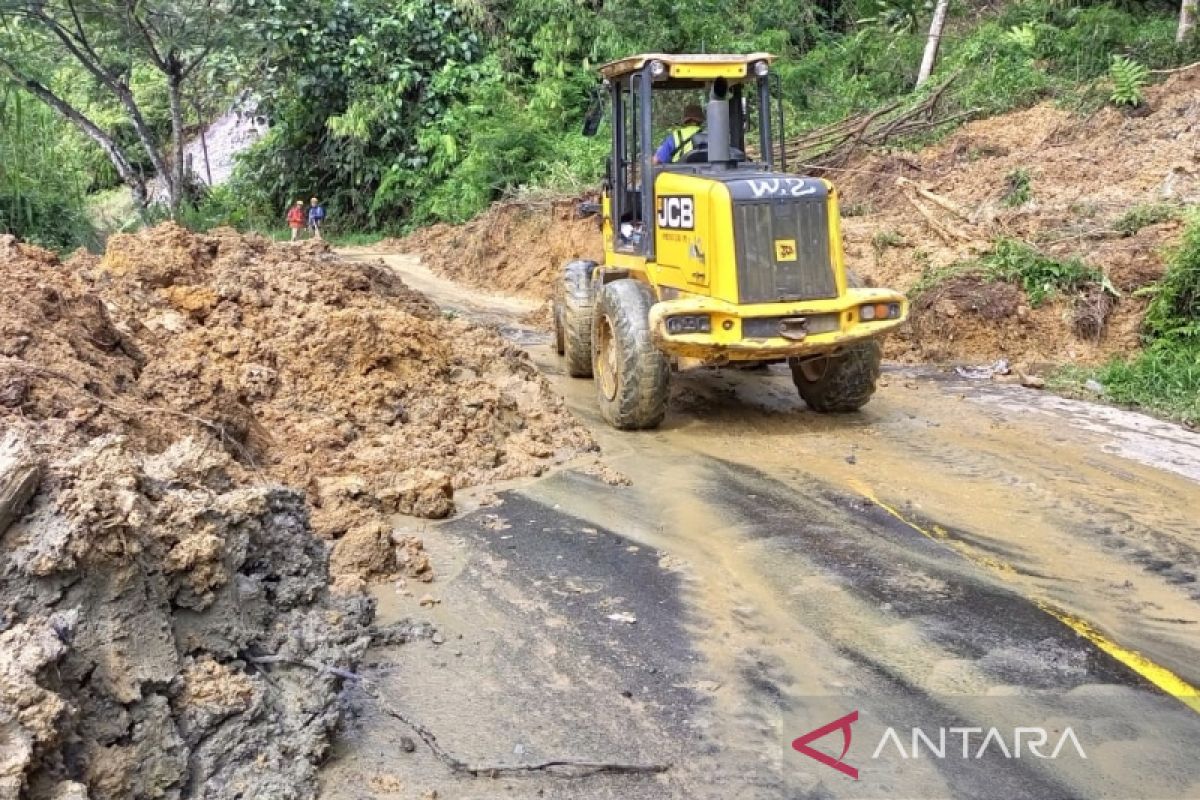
<box><xmin>733</xmin><ymin>200</ymin><xmax>837</xmax><ymax>304</ymax></box>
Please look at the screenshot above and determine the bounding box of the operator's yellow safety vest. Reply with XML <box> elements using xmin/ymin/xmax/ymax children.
<box><xmin>671</xmin><ymin>125</ymin><xmax>701</xmax><ymax>162</ymax></box>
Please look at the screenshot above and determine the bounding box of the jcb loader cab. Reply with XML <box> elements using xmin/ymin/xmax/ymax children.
<box><xmin>553</xmin><ymin>53</ymin><xmax>908</xmax><ymax>430</ymax></box>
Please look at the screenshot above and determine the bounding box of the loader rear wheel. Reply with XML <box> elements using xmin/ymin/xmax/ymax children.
<box><xmin>593</xmin><ymin>280</ymin><xmax>670</xmax><ymax>430</ymax></box>
<box><xmin>790</xmin><ymin>339</ymin><xmax>882</xmax><ymax>413</ymax></box>
<box><xmin>556</xmin><ymin>260</ymin><xmax>597</xmax><ymax>377</ymax></box>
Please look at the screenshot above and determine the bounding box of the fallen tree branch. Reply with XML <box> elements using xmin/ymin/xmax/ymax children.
<box><xmin>896</xmin><ymin>177</ymin><xmax>970</xmax><ymax>220</ymax></box>
<box><xmin>250</xmin><ymin>653</ymin><xmax>671</xmax><ymax>779</ymax></box>
<box><xmin>901</xmin><ymin>190</ymin><xmax>969</xmax><ymax>244</ymax></box>
<box><xmin>774</xmin><ymin>75</ymin><xmax>977</xmax><ymax>173</ymax></box>
<box><xmin>1149</xmin><ymin>61</ymin><xmax>1200</xmax><ymax>74</ymax></box>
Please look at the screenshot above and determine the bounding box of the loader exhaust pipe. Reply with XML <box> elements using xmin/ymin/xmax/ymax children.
<box><xmin>707</xmin><ymin>78</ymin><xmax>731</xmax><ymax>165</ymax></box>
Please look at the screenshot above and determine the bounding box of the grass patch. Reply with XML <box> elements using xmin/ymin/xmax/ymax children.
<box><xmin>907</xmin><ymin>261</ymin><xmax>982</xmax><ymax>299</ymax></box>
<box><xmin>1002</xmin><ymin>168</ymin><xmax>1032</xmax><ymax>207</ymax></box>
<box><xmin>1093</xmin><ymin>342</ymin><xmax>1200</xmax><ymax>424</ymax></box>
<box><xmin>981</xmin><ymin>239</ymin><xmax>1103</xmax><ymax>306</ymax></box>
<box><xmin>871</xmin><ymin>229</ymin><xmax>906</xmax><ymax>256</ymax></box>
<box><xmin>326</xmin><ymin>231</ymin><xmax>388</xmax><ymax>247</ymax></box>
<box><xmin>1113</xmin><ymin>202</ymin><xmax>1181</xmax><ymax>237</ymax></box>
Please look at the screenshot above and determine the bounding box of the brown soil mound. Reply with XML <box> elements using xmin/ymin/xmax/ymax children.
<box><xmin>0</xmin><ymin>224</ymin><xmax>594</xmax><ymax>799</ymax></box>
<box><xmin>396</xmin><ymin>198</ymin><xmax>603</xmax><ymax>308</ymax></box>
<box><xmin>6</xmin><ymin>225</ymin><xmax>592</xmax><ymax>535</ymax></box>
<box><xmin>838</xmin><ymin>69</ymin><xmax>1200</xmax><ymax>365</ymax></box>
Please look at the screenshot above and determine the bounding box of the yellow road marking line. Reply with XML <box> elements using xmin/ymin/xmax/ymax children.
<box><xmin>848</xmin><ymin>478</ymin><xmax>1200</xmax><ymax>716</ymax></box>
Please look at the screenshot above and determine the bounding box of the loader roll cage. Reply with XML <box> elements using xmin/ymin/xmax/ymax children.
<box><xmin>590</xmin><ymin>53</ymin><xmax>787</xmax><ymax>261</ymax></box>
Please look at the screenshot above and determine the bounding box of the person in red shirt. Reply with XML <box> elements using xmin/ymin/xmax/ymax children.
<box><xmin>286</xmin><ymin>200</ymin><xmax>305</xmax><ymax>241</ymax></box>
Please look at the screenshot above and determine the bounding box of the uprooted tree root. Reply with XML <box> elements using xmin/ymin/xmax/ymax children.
<box><xmin>1072</xmin><ymin>286</ymin><xmax>1117</xmax><ymax>342</ymax></box>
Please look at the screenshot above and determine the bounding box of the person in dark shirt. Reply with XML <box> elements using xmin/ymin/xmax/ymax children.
<box><xmin>307</xmin><ymin>197</ymin><xmax>326</xmax><ymax>239</ymax></box>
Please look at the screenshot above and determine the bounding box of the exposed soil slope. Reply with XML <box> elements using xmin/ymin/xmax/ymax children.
<box><xmin>837</xmin><ymin>69</ymin><xmax>1199</xmax><ymax>365</ymax></box>
<box><xmin>398</xmin><ymin>71</ymin><xmax>1199</xmax><ymax>367</ymax></box>
<box><xmin>396</xmin><ymin>198</ymin><xmax>602</xmax><ymax>323</ymax></box>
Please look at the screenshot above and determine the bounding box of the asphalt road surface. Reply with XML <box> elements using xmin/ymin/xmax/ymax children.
<box><xmin>321</xmin><ymin>251</ymin><xmax>1200</xmax><ymax>800</ymax></box>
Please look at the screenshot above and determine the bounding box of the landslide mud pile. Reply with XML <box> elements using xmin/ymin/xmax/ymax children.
<box><xmin>836</xmin><ymin>69</ymin><xmax>1200</xmax><ymax>365</ymax></box>
<box><xmin>397</xmin><ymin>198</ymin><xmax>602</xmax><ymax>319</ymax></box>
<box><xmin>0</xmin><ymin>225</ymin><xmax>593</xmax><ymax>799</ymax></box>
<box><xmin>10</xmin><ymin>225</ymin><xmax>592</xmax><ymax>561</ymax></box>
<box><xmin>1</xmin><ymin>430</ymin><xmax>373</xmax><ymax>800</ymax></box>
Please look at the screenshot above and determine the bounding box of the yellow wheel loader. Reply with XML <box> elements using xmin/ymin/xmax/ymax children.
<box><xmin>552</xmin><ymin>53</ymin><xmax>908</xmax><ymax>430</ymax></box>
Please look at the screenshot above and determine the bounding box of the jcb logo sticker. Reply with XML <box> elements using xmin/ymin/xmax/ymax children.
<box><xmin>657</xmin><ymin>195</ymin><xmax>694</xmax><ymax>230</ymax></box>
<box><xmin>775</xmin><ymin>239</ymin><xmax>798</xmax><ymax>261</ymax></box>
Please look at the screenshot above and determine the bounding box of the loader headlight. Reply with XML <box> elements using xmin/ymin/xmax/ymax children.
<box><xmin>754</xmin><ymin>60</ymin><xmax>770</xmax><ymax>77</ymax></box>
<box><xmin>649</xmin><ymin>59</ymin><xmax>666</xmax><ymax>78</ymax></box>
<box><xmin>666</xmin><ymin>314</ymin><xmax>711</xmax><ymax>334</ymax></box>
<box><xmin>860</xmin><ymin>303</ymin><xmax>901</xmax><ymax>321</ymax></box>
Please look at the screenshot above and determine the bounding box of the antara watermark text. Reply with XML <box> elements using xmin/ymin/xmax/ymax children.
<box><xmin>791</xmin><ymin>711</ymin><xmax>1087</xmax><ymax>781</ymax></box>
<box><xmin>871</xmin><ymin>726</ymin><xmax>1087</xmax><ymax>760</ymax></box>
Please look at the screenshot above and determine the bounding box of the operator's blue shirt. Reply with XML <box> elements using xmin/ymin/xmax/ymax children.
<box><xmin>654</xmin><ymin>136</ymin><xmax>677</xmax><ymax>164</ymax></box>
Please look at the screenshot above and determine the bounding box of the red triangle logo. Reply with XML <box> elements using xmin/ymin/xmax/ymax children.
<box><xmin>792</xmin><ymin>710</ymin><xmax>859</xmax><ymax>780</ymax></box>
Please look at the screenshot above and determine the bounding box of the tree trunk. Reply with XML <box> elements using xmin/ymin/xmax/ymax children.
<box><xmin>1180</xmin><ymin>0</ymin><xmax>1198</xmax><ymax>43</ymax></box>
<box><xmin>196</xmin><ymin>101</ymin><xmax>214</xmax><ymax>186</ymax></box>
<box><xmin>916</xmin><ymin>0</ymin><xmax>951</xmax><ymax>88</ymax></box>
<box><xmin>31</xmin><ymin>12</ymin><xmax>173</xmax><ymax>203</ymax></box>
<box><xmin>167</xmin><ymin>71</ymin><xmax>186</xmax><ymax>217</ymax></box>
<box><xmin>0</xmin><ymin>60</ymin><xmax>149</xmax><ymax>212</ymax></box>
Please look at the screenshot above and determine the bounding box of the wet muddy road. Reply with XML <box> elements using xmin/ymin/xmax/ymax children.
<box><xmin>323</xmin><ymin>252</ymin><xmax>1200</xmax><ymax>800</ymax></box>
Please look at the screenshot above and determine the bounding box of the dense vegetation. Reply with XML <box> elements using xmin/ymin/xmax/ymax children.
<box><xmin>2</xmin><ymin>0</ymin><xmax>1197</xmax><ymax>241</ymax></box>
<box><xmin>215</xmin><ymin>0</ymin><xmax>1198</xmax><ymax>231</ymax></box>
<box><xmin>0</xmin><ymin>88</ymin><xmax>96</xmax><ymax>249</ymax></box>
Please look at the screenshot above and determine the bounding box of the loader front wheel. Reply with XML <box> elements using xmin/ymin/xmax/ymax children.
<box><xmin>556</xmin><ymin>260</ymin><xmax>597</xmax><ymax>377</ymax></box>
<box><xmin>790</xmin><ymin>339</ymin><xmax>882</xmax><ymax>413</ymax></box>
<box><xmin>593</xmin><ymin>280</ymin><xmax>670</xmax><ymax>430</ymax></box>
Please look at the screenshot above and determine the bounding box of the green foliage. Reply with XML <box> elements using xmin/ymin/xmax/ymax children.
<box><xmin>871</xmin><ymin>229</ymin><xmax>905</xmax><ymax>255</ymax></box>
<box><xmin>1142</xmin><ymin>214</ymin><xmax>1200</xmax><ymax>343</ymax></box>
<box><xmin>1002</xmin><ymin>168</ymin><xmax>1032</xmax><ymax>207</ymax></box>
<box><xmin>6</xmin><ymin>0</ymin><xmax>1199</xmax><ymax>239</ymax></box>
<box><xmin>1114</xmin><ymin>202</ymin><xmax>1181</xmax><ymax>237</ymax></box>
<box><xmin>1094</xmin><ymin>342</ymin><xmax>1200</xmax><ymax>424</ymax></box>
<box><xmin>859</xmin><ymin>0</ymin><xmax>931</xmax><ymax>34</ymax></box>
<box><xmin>906</xmin><ymin>261</ymin><xmax>979</xmax><ymax>299</ymax></box>
<box><xmin>0</xmin><ymin>88</ymin><xmax>96</xmax><ymax>250</ymax></box>
<box><xmin>1108</xmin><ymin>55</ymin><xmax>1149</xmax><ymax>106</ymax></box>
<box><xmin>982</xmin><ymin>239</ymin><xmax>1102</xmax><ymax>306</ymax></box>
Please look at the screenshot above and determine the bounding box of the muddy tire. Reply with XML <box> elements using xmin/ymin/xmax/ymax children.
<box><xmin>592</xmin><ymin>279</ymin><xmax>670</xmax><ymax>430</ymax></box>
<box><xmin>556</xmin><ymin>260</ymin><xmax>596</xmax><ymax>377</ymax></box>
<box><xmin>789</xmin><ymin>339</ymin><xmax>882</xmax><ymax>413</ymax></box>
